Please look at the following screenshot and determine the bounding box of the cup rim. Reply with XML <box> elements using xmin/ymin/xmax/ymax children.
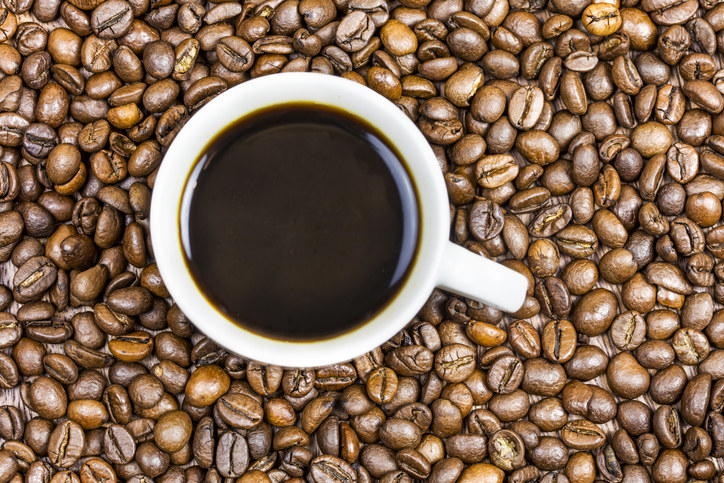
<box><xmin>150</xmin><ymin>72</ymin><xmax>449</xmax><ymax>367</ymax></box>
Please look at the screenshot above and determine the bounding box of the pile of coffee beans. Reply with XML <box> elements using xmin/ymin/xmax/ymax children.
<box><xmin>0</xmin><ymin>0</ymin><xmax>723</xmax><ymax>479</ymax></box>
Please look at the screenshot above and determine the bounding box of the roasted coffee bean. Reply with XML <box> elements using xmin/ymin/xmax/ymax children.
<box><xmin>572</xmin><ymin>288</ymin><xmax>617</xmax><ymax>337</ymax></box>
<box><xmin>508</xmin><ymin>86</ymin><xmax>544</xmax><ymax>130</ymax></box>
<box><xmin>509</xmin><ymin>187</ymin><xmax>551</xmax><ymax>214</ymax></box>
<box><xmin>541</xmin><ymin>319</ymin><xmax>576</xmax><ymax>363</ymax></box>
<box><xmin>563</xmin><ymin>344</ymin><xmax>608</xmax><ymax>382</ymax></box>
<box><xmin>152</xmin><ymin>410</ymin><xmax>192</xmax><ymax>453</ymax></box>
<box><xmin>508</xmin><ymin>320</ymin><xmax>540</xmax><ymax>359</ymax></box>
<box><xmin>597</xmin><ymin>444</ymin><xmax>624</xmax><ymax>481</ymax></box>
<box><xmin>104</xmin><ymin>424</ymin><xmax>136</xmax><ymax>464</ymax></box>
<box><xmin>653</xmin><ymin>405</ymin><xmax>683</xmax><ymax>449</ymax></box>
<box><xmin>529</xmin><ymin>204</ymin><xmax>572</xmax><ymax>238</ymax></box>
<box><xmin>184</xmin><ymin>364</ymin><xmax>229</xmax><ymax>407</ymax></box>
<box><xmin>638</xmin><ymin>341</ymin><xmax>675</xmax><ymax>372</ymax></box>
<box><xmin>527</xmin><ymin>238</ymin><xmax>560</xmax><ymax>279</ymax></box>
<box><xmin>599</xmin><ymin>248</ymin><xmax>637</xmax><ymax>284</ymax></box>
<box><xmin>309</xmin><ymin>455</ymin><xmax>356</xmax><ymax>482</ymax></box>
<box><xmin>486</xmin><ymin>355</ymin><xmax>522</xmax><ymax>395</ymax></box>
<box><xmin>607</xmin><ymin>352</ymin><xmax>651</xmax><ymax>399</ymax></box>
<box><xmin>13</xmin><ymin>256</ymin><xmax>57</xmax><ymax>302</ymax></box>
<box><xmin>521</xmin><ymin>358</ymin><xmax>566</xmax><ymax>397</ymax></box>
<box><xmin>672</xmin><ymin>327</ymin><xmax>710</xmax><ymax>364</ymax></box>
<box><xmin>487</xmin><ymin>429</ymin><xmax>524</xmax><ymax>471</ymax></box>
<box><xmin>314</xmin><ymin>364</ymin><xmax>354</xmax><ymax>392</ymax></box>
<box><xmin>48</xmin><ymin>420</ymin><xmax>85</xmax><ymax>468</ymax></box>
<box><xmin>216</xmin><ymin>431</ymin><xmax>249</xmax><ymax>478</ymax></box>
<box><xmin>366</xmin><ymin>367</ymin><xmax>398</xmax><ymax>404</ymax></box>
<box><xmin>528</xmin><ymin>436</ymin><xmax>568</xmax><ymax>471</ymax></box>
<box><xmin>617</xmin><ymin>401</ymin><xmax>651</xmax><ymax>437</ymax></box>
<box><xmin>0</xmin><ymin>407</ymin><xmax>22</xmax><ymax>443</ymax></box>
<box><xmin>475</xmin><ymin>155</ymin><xmax>518</xmax><ymax>189</ymax></box>
<box><xmin>561</xmin><ymin>419</ymin><xmax>606</xmax><ymax>450</ymax></box>
<box><xmin>592</xmin><ymin>209</ymin><xmax>628</xmax><ymax>248</ymax></box>
<box><xmin>610</xmin><ymin>311</ymin><xmax>646</xmax><ymax>351</ymax></box>
<box><xmin>466</xmin><ymin>320</ymin><xmax>505</xmax><ymax>347</ymax></box>
<box><xmin>216</xmin><ymin>393</ymin><xmax>263</xmax><ymax>429</ymax></box>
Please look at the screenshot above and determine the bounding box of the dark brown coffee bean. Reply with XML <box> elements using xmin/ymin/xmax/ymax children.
<box><xmin>486</xmin><ymin>355</ymin><xmax>523</xmax><ymax>395</ymax></box>
<box><xmin>528</xmin><ymin>204</ymin><xmax>572</xmax><ymax>238</ymax></box>
<box><xmin>528</xmin><ymin>436</ymin><xmax>568</xmax><ymax>471</ymax></box>
<box><xmin>216</xmin><ymin>431</ymin><xmax>249</xmax><ymax>478</ymax></box>
<box><xmin>509</xmin><ymin>187</ymin><xmax>551</xmax><ymax>214</ymax></box>
<box><xmin>48</xmin><ymin>420</ymin><xmax>85</xmax><ymax>468</ymax></box>
<box><xmin>91</xmin><ymin>0</ymin><xmax>132</xmax><ymax>39</ymax></box>
<box><xmin>0</xmin><ymin>314</ymin><xmax>21</xmax><ymax>351</ymax></box>
<box><xmin>607</xmin><ymin>352</ymin><xmax>650</xmax><ymax>399</ymax></box>
<box><xmin>385</xmin><ymin>345</ymin><xmax>434</xmax><ymax>377</ymax></box>
<box><xmin>679</xmin><ymin>373</ymin><xmax>711</xmax><ymax>428</ymax></box>
<box><xmin>13</xmin><ymin>256</ymin><xmax>57</xmax><ymax>303</ymax></box>
<box><xmin>527</xmin><ymin>238</ymin><xmax>559</xmax><ymax>279</ymax></box>
<box><xmin>534</xmin><ymin>277</ymin><xmax>570</xmax><ymax>319</ymax></box>
<box><xmin>314</xmin><ymin>364</ymin><xmax>354</xmax><ymax>392</ymax></box>
<box><xmin>434</xmin><ymin>344</ymin><xmax>475</xmax><ymax>383</ymax></box>
<box><xmin>599</xmin><ymin>248</ymin><xmax>637</xmax><ymax>284</ymax></box>
<box><xmin>572</xmin><ymin>288</ymin><xmax>617</xmax><ymax>337</ymax></box>
<box><xmin>365</xmin><ymin>367</ymin><xmax>398</xmax><ymax>404</ymax></box>
<box><xmin>78</xmin><ymin>457</ymin><xmax>114</xmax><ymax>483</ymax></box>
<box><xmin>638</xmin><ymin>341</ymin><xmax>675</xmax><ymax>372</ymax></box>
<box><xmin>609</xmin><ymin>311</ymin><xmax>646</xmax><ymax>352</ymax></box>
<box><xmin>591</xmin><ymin>209</ymin><xmax>628</xmax><ymax>248</ymax></box>
<box><xmin>653</xmin><ymin>405</ymin><xmax>682</xmax><ymax>449</ymax></box>
<box><xmin>486</xmin><ymin>429</ymin><xmax>524</xmax><ymax>471</ymax></box>
<box><xmin>684</xmin><ymin>79</ymin><xmax>724</xmax><ymax>113</ymax></box>
<box><xmin>561</xmin><ymin>419</ymin><xmax>606</xmax><ymax>450</ymax></box>
<box><xmin>309</xmin><ymin>455</ymin><xmax>356</xmax><ymax>483</ymax></box>
<box><xmin>617</xmin><ymin>403</ymin><xmax>652</xmax><ymax>439</ymax></box>
<box><xmin>103</xmin><ymin>424</ymin><xmax>136</xmax><ymax>464</ymax></box>
<box><xmin>153</xmin><ymin>410</ymin><xmax>191</xmax><ymax>453</ymax></box>
<box><xmin>521</xmin><ymin>358</ymin><xmax>566</xmax><ymax>397</ymax></box>
<box><xmin>563</xmin><ymin>344</ymin><xmax>608</xmax><ymax>382</ymax></box>
<box><xmin>475</xmin><ymin>154</ymin><xmax>518</xmax><ymax>190</ymax></box>
<box><xmin>541</xmin><ymin>319</ymin><xmax>576</xmax><ymax>363</ymax></box>
<box><xmin>593</xmin><ymin>164</ymin><xmax>621</xmax><ymax>207</ymax></box>
<box><xmin>508</xmin><ymin>320</ymin><xmax>540</xmax><ymax>359</ymax></box>
<box><xmin>507</xmin><ymin>86</ymin><xmax>543</xmax><ymax>130</ymax></box>
<box><xmin>64</xmin><ymin>340</ymin><xmax>113</xmax><ymax>369</ymax></box>
<box><xmin>672</xmin><ymin>327</ymin><xmax>710</xmax><ymax>364</ymax></box>
<box><xmin>185</xmin><ymin>364</ymin><xmax>230</xmax><ymax>407</ymax></box>
<box><xmin>596</xmin><ymin>444</ymin><xmax>624</xmax><ymax>481</ymax></box>
<box><xmin>216</xmin><ymin>393</ymin><xmax>263</xmax><ymax>430</ymax></box>
<box><xmin>135</xmin><ymin>441</ymin><xmax>170</xmax><ymax>478</ymax></box>
<box><xmin>0</xmin><ymin>407</ymin><xmax>23</xmax><ymax>443</ymax></box>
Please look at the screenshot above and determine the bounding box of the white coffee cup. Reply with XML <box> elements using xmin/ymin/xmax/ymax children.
<box><xmin>151</xmin><ymin>72</ymin><xmax>527</xmax><ymax>368</ymax></box>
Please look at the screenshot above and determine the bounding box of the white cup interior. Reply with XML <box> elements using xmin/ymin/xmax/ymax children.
<box><xmin>150</xmin><ymin>72</ymin><xmax>450</xmax><ymax>367</ymax></box>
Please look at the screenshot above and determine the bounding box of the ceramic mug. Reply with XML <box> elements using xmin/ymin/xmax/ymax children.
<box><xmin>151</xmin><ymin>72</ymin><xmax>527</xmax><ymax>367</ymax></box>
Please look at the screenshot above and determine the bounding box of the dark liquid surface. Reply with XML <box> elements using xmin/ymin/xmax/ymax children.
<box><xmin>182</xmin><ymin>104</ymin><xmax>419</xmax><ymax>341</ymax></box>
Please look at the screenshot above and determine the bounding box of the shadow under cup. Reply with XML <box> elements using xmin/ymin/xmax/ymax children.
<box><xmin>179</xmin><ymin>102</ymin><xmax>423</xmax><ymax>342</ymax></box>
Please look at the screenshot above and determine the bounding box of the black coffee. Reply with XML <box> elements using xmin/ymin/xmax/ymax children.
<box><xmin>181</xmin><ymin>104</ymin><xmax>419</xmax><ymax>341</ymax></box>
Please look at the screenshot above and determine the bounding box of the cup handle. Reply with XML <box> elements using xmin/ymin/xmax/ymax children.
<box><xmin>436</xmin><ymin>242</ymin><xmax>528</xmax><ymax>313</ymax></box>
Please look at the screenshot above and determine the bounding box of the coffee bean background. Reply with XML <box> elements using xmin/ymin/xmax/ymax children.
<box><xmin>0</xmin><ymin>0</ymin><xmax>722</xmax><ymax>481</ymax></box>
